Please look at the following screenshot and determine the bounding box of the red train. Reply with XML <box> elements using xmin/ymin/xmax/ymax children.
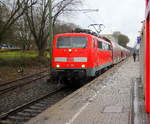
<box><xmin>51</xmin><ymin>31</ymin><xmax>129</xmax><ymax>85</ymax></box>
<box><xmin>145</xmin><ymin>0</ymin><xmax>150</xmax><ymax>112</ymax></box>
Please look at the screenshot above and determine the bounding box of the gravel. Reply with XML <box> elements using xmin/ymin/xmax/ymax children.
<box><xmin>0</xmin><ymin>77</ymin><xmax>59</xmax><ymax>114</ymax></box>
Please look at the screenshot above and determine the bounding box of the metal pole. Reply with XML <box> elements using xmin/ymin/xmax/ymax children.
<box><xmin>49</xmin><ymin>0</ymin><xmax>53</xmax><ymax>72</ymax></box>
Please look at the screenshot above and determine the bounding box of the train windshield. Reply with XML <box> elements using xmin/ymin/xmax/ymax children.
<box><xmin>57</xmin><ymin>36</ymin><xmax>87</xmax><ymax>48</ymax></box>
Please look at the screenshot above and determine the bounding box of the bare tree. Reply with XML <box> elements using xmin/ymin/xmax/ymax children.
<box><xmin>54</xmin><ymin>21</ymin><xmax>80</xmax><ymax>35</ymax></box>
<box><xmin>25</xmin><ymin>0</ymin><xmax>81</xmax><ymax>56</ymax></box>
<box><xmin>25</xmin><ymin>0</ymin><xmax>49</xmax><ymax>56</ymax></box>
<box><xmin>16</xmin><ymin>16</ymin><xmax>33</xmax><ymax>50</ymax></box>
<box><xmin>0</xmin><ymin>0</ymin><xmax>37</xmax><ymax>47</ymax></box>
<box><xmin>52</xmin><ymin>0</ymin><xmax>81</xmax><ymax>27</ymax></box>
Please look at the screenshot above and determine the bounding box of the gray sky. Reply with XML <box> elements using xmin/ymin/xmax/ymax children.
<box><xmin>63</xmin><ymin>0</ymin><xmax>145</xmax><ymax>47</ymax></box>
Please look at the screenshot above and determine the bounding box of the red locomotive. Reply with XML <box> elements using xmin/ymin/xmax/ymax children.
<box><xmin>51</xmin><ymin>30</ymin><xmax>129</xmax><ymax>85</ymax></box>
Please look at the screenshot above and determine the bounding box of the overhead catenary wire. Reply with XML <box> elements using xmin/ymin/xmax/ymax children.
<box><xmin>82</xmin><ymin>3</ymin><xmax>114</xmax><ymax>34</ymax></box>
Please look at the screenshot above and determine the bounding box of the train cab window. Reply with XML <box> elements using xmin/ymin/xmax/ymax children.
<box><xmin>57</xmin><ymin>36</ymin><xmax>87</xmax><ymax>48</ymax></box>
<box><xmin>98</xmin><ymin>40</ymin><xmax>102</xmax><ymax>49</ymax></box>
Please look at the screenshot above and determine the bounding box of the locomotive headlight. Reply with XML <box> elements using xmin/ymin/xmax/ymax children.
<box><xmin>81</xmin><ymin>64</ymin><xmax>85</xmax><ymax>68</ymax></box>
<box><xmin>68</xmin><ymin>49</ymin><xmax>72</xmax><ymax>52</ymax></box>
<box><xmin>56</xmin><ymin>64</ymin><xmax>60</xmax><ymax>68</ymax></box>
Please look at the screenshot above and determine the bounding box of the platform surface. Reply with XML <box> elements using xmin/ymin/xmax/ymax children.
<box><xmin>26</xmin><ymin>58</ymin><xmax>140</xmax><ymax>124</ymax></box>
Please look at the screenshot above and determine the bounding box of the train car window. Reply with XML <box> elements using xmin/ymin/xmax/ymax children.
<box><xmin>57</xmin><ymin>36</ymin><xmax>87</xmax><ymax>48</ymax></box>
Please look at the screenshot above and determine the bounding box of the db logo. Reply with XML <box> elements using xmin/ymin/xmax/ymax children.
<box><xmin>67</xmin><ymin>57</ymin><xmax>74</xmax><ymax>62</ymax></box>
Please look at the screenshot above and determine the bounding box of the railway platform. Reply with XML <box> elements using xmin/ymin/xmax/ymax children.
<box><xmin>26</xmin><ymin>58</ymin><xmax>144</xmax><ymax>124</ymax></box>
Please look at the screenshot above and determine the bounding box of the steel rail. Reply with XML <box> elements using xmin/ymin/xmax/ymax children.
<box><xmin>0</xmin><ymin>69</ymin><xmax>50</xmax><ymax>87</ymax></box>
<box><xmin>0</xmin><ymin>73</ymin><xmax>50</xmax><ymax>95</ymax></box>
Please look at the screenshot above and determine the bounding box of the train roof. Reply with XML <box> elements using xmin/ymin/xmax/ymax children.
<box><xmin>54</xmin><ymin>33</ymin><xmax>111</xmax><ymax>44</ymax></box>
<box><xmin>54</xmin><ymin>33</ymin><xmax>92</xmax><ymax>37</ymax></box>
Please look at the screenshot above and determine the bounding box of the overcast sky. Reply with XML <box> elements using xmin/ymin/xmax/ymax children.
<box><xmin>63</xmin><ymin>0</ymin><xmax>145</xmax><ymax>47</ymax></box>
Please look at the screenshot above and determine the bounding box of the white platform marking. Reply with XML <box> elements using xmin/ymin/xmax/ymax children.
<box><xmin>66</xmin><ymin>92</ymin><xmax>98</xmax><ymax>124</ymax></box>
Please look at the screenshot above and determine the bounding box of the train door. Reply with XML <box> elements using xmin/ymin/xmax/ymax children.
<box><xmin>107</xmin><ymin>44</ymin><xmax>113</xmax><ymax>63</ymax></box>
<box><xmin>102</xmin><ymin>42</ymin><xmax>107</xmax><ymax>64</ymax></box>
<box><xmin>93</xmin><ymin>38</ymin><xmax>99</xmax><ymax>67</ymax></box>
<box><xmin>97</xmin><ymin>40</ymin><xmax>103</xmax><ymax>65</ymax></box>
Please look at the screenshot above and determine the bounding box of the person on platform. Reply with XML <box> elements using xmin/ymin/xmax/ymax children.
<box><xmin>133</xmin><ymin>52</ymin><xmax>136</xmax><ymax>62</ymax></box>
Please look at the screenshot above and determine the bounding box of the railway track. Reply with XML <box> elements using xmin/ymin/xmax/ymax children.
<box><xmin>0</xmin><ymin>69</ymin><xmax>50</xmax><ymax>95</ymax></box>
<box><xmin>0</xmin><ymin>86</ymin><xmax>71</xmax><ymax>124</ymax></box>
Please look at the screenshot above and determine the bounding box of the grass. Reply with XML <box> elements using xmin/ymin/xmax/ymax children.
<box><xmin>0</xmin><ymin>50</ymin><xmax>51</xmax><ymax>82</ymax></box>
<box><xmin>0</xmin><ymin>51</ymin><xmax>38</xmax><ymax>58</ymax></box>
<box><xmin>0</xmin><ymin>57</ymin><xmax>50</xmax><ymax>82</ymax></box>
<box><xmin>0</xmin><ymin>50</ymin><xmax>51</xmax><ymax>58</ymax></box>
<box><xmin>0</xmin><ymin>50</ymin><xmax>51</xmax><ymax>67</ymax></box>
<box><xmin>0</xmin><ymin>56</ymin><xmax>50</xmax><ymax>82</ymax></box>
